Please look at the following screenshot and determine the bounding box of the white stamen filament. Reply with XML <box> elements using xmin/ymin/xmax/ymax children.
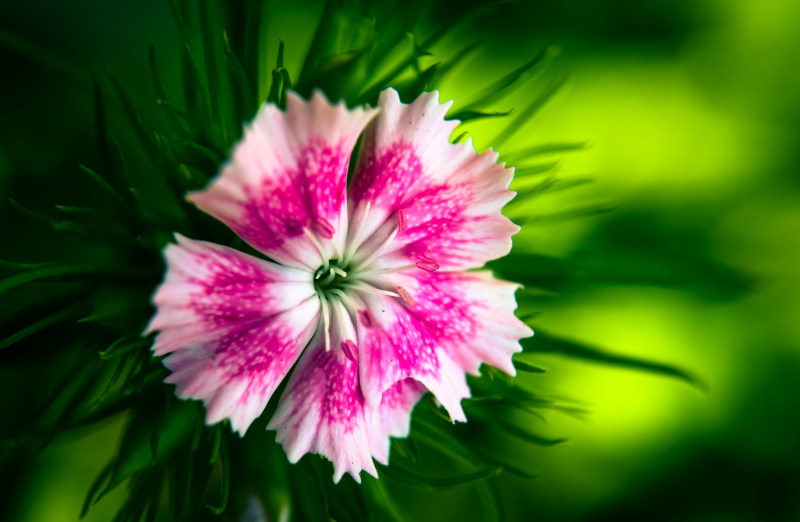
<box><xmin>357</xmin><ymin>263</ymin><xmax>417</xmax><ymax>277</ymax></box>
<box><xmin>344</xmin><ymin>281</ymin><xmax>400</xmax><ymax>298</ymax></box>
<box><xmin>304</xmin><ymin>228</ymin><xmax>330</xmax><ymax>271</ymax></box>
<box><xmin>354</xmin><ymin>226</ymin><xmax>399</xmax><ymax>270</ymax></box>
<box><xmin>318</xmin><ymin>291</ymin><xmax>331</xmax><ymax>352</ymax></box>
<box><xmin>342</xmin><ymin>201</ymin><xmax>370</xmax><ymax>265</ymax></box>
<box><xmin>329</xmin><ymin>289</ymin><xmax>360</xmax><ymax>316</ymax></box>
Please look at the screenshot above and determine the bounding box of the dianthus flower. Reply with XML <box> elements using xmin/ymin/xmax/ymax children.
<box><xmin>145</xmin><ymin>88</ymin><xmax>532</xmax><ymax>482</ymax></box>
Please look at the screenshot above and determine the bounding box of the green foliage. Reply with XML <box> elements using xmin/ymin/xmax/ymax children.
<box><xmin>0</xmin><ymin>0</ymin><xmax>750</xmax><ymax>521</ymax></box>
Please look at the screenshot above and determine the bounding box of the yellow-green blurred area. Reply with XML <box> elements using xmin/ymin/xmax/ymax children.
<box><xmin>2</xmin><ymin>0</ymin><xmax>799</xmax><ymax>520</ymax></box>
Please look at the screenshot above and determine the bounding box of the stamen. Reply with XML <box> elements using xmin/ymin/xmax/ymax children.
<box><xmin>397</xmin><ymin>209</ymin><xmax>408</xmax><ymax>235</ymax></box>
<box><xmin>359</xmin><ymin>263</ymin><xmax>418</xmax><ymax>276</ymax></box>
<box><xmin>345</xmin><ymin>281</ymin><xmax>400</xmax><ymax>298</ymax></box>
<box><xmin>304</xmin><ymin>228</ymin><xmax>330</xmax><ymax>270</ymax></box>
<box><xmin>316</xmin><ymin>218</ymin><xmax>335</xmax><ymax>239</ymax></box>
<box><xmin>359</xmin><ymin>310</ymin><xmax>374</xmax><ymax>328</ymax></box>
<box><xmin>341</xmin><ymin>340</ymin><xmax>358</xmax><ymax>362</ymax></box>
<box><xmin>415</xmin><ymin>254</ymin><xmax>440</xmax><ymax>272</ymax></box>
<box><xmin>317</xmin><ymin>267</ymin><xmax>337</xmax><ymax>285</ymax></box>
<box><xmin>329</xmin><ymin>299</ymin><xmax>358</xmax><ymax>363</ymax></box>
<box><xmin>318</xmin><ymin>291</ymin><xmax>331</xmax><ymax>352</ymax></box>
<box><xmin>329</xmin><ymin>288</ymin><xmax>359</xmax><ymax>315</ymax></box>
<box><xmin>342</xmin><ymin>201</ymin><xmax>371</xmax><ymax>265</ymax></box>
<box><xmin>331</xmin><ymin>266</ymin><xmax>348</xmax><ymax>278</ymax></box>
<box><xmin>396</xmin><ymin>286</ymin><xmax>415</xmax><ymax>307</ymax></box>
<box><xmin>355</xmin><ymin>226</ymin><xmax>399</xmax><ymax>270</ymax></box>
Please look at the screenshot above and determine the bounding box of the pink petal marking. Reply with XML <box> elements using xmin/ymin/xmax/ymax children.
<box><xmin>145</xmin><ymin>235</ymin><xmax>321</xmax><ymax>434</ymax></box>
<box><xmin>379</xmin><ymin>269</ymin><xmax>533</xmax><ymax>376</ymax></box>
<box><xmin>188</xmin><ymin>91</ymin><xmax>377</xmax><ymax>269</ymax></box>
<box><xmin>348</xmin><ymin>88</ymin><xmax>519</xmax><ymax>271</ymax></box>
<box><xmin>355</xmin><ymin>294</ymin><xmax>470</xmax><ymax>421</ymax></box>
<box><xmin>267</xmin><ymin>305</ymin><xmax>425</xmax><ymax>483</ymax></box>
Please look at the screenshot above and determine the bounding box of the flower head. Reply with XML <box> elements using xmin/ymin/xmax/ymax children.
<box><xmin>145</xmin><ymin>88</ymin><xmax>532</xmax><ymax>482</ymax></box>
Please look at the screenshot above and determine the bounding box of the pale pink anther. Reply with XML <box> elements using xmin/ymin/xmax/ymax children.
<box><xmin>316</xmin><ymin>218</ymin><xmax>335</xmax><ymax>239</ymax></box>
<box><xmin>395</xmin><ymin>286</ymin><xmax>415</xmax><ymax>307</ymax></box>
<box><xmin>146</xmin><ymin>88</ymin><xmax>531</xmax><ymax>483</ymax></box>
<box><xmin>415</xmin><ymin>254</ymin><xmax>440</xmax><ymax>273</ymax></box>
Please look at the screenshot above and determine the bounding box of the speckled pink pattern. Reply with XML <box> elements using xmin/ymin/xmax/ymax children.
<box><xmin>146</xmin><ymin>88</ymin><xmax>531</xmax><ymax>483</ymax></box>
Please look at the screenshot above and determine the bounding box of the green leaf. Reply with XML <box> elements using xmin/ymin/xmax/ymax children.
<box><xmin>450</xmin><ymin>109</ymin><xmax>514</xmax><ymax>123</ymax></box>
<box><xmin>99</xmin><ymin>336</ymin><xmax>152</xmax><ymax>360</ymax></box>
<box><xmin>0</xmin><ymin>261</ymin><xmax>152</xmax><ymax>295</ymax></box>
<box><xmin>392</xmin><ymin>437</ymin><xmax>419</xmax><ymax>463</ymax></box>
<box><xmin>493</xmin><ymin>75</ymin><xmax>568</xmax><ymax>148</ymax></box>
<box><xmin>494</xmin><ymin>418</ymin><xmax>568</xmax><ymax>447</ymax></box>
<box><xmin>459</xmin><ymin>45</ymin><xmax>556</xmax><ymax>113</ymax></box>
<box><xmin>379</xmin><ymin>463</ymin><xmax>502</xmax><ymax>489</ymax></box>
<box><xmin>513</xmin><ymin>162</ymin><xmax>561</xmax><ymax>177</ymax></box>
<box><xmin>79</xmin><ymin>164</ymin><xmax>131</xmax><ymax>213</ymax></box>
<box><xmin>0</xmin><ymin>26</ymin><xmax>87</xmax><ymax>85</ymax></box>
<box><xmin>512</xmin><ymin>204</ymin><xmax>617</xmax><ymax>225</ymax></box>
<box><xmin>0</xmin><ymin>305</ymin><xmax>86</xmax><ymax>350</ymax></box>
<box><xmin>432</xmin><ymin>40</ymin><xmax>483</xmax><ymax>85</ymax></box>
<box><xmin>487</xmin><ymin>253</ymin><xmax>574</xmax><ymax>292</ymax></box>
<box><xmin>206</xmin><ymin>435</ymin><xmax>230</xmax><ymax>514</ymax></box>
<box><xmin>198</xmin><ymin>0</ymin><xmax>228</xmax><ymax>144</ymax></box>
<box><xmin>512</xmin><ymin>357</ymin><xmax>547</xmax><ymax>373</ymax></box>
<box><xmin>81</xmin><ymin>461</ymin><xmax>113</xmax><ymax>519</ymax></box>
<box><xmin>523</xmin><ymin>330</ymin><xmax>706</xmax><ymax>389</ymax></box>
<box><xmin>222</xmin><ymin>30</ymin><xmax>255</xmax><ymax>123</ymax></box>
<box><xmin>503</xmin><ymin>142</ymin><xmax>588</xmax><ymax>164</ymax></box>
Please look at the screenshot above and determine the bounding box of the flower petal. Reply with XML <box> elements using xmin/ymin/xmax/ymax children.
<box><xmin>145</xmin><ymin>235</ymin><xmax>320</xmax><ymax>434</ymax></box>
<box><xmin>348</xmin><ymin>88</ymin><xmax>519</xmax><ymax>271</ymax></box>
<box><xmin>189</xmin><ymin>91</ymin><xmax>378</xmax><ymax>269</ymax></box>
<box><xmin>267</xmin><ymin>303</ymin><xmax>425</xmax><ymax>483</ymax></box>
<box><xmin>370</xmin><ymin>270</ymin><xmax>533</xmax><ymax>376</ymax></box>
<box><xmin>355</xmin><ymin>294</ymin><xmax>471</xmax><ymax>422</ymax></box>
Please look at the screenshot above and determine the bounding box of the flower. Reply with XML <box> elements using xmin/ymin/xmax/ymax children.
<box><xmin>145</xmin><ymin>88</ymin><xmax>533</xmax><ymax>482</ymax></box>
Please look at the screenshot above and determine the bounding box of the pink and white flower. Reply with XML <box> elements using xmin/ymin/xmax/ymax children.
<box><xmin>145</xmin><ymin>88</ymin><xmax>532</xmax><ymax>483</ymax></box>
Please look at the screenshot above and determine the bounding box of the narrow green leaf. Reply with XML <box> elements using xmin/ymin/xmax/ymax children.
<box><xmin>0</xmin><ymin>305</ymin><xmax>85</xmax><ymax>350</ymax></box>
<box><xmin>0</xmin><ymin>26</ymin><xmax>87</xmax><ymax>85</ymax></box>
<box><xmin>420</xmin><ymin>0</ymin><xmax>512</xmax><ymax>49</ymax></box>
<box><xmin>503</xmin><ymin>142</ymin><xmax>588</xmax><ymax>164</ymax></box>
<box><xmin>81</xmin><ymin>461</ymin><xmax>113</xmax><ymax>519</ymax></box>
<box><xmin>459</xmin><ymin>45</ymin><xmax>555</xmax><ymax>113</ymax></box>
<box><xmin>208</xmin><ymin>425</ymin><xmax>221</xmax><ymax>465</ymax></box>
<box><xmin>105</xmin><ymin>68</ymin><xmax>157</xmax><ymax>155</ymax></box>
<box><xmin>380</xmin><ymin>463</ymin><xmax>502</xmax><ymax>489</ymax></box>
<box><xmin>513</xmin><ymin>162</ymin><xmax>561</xmax><ymax>177</ymax></box>
<box><xmin>99</xmin><ymin>336</ymin><xmax>152</xmax><ymax>360</ymax></box>
<box><xmin>487</xmin><ymin>253</ymin><xmax>573</xmax><ymax>292</ymax></box>
<box><xmin>493</xmin><ymin>75</ymin><xmax>567</xmax><ymax>149</ymax></box>
<box><xmin>433</xmin><ymin>40</ymin><xmax>483</xmax><ymax>85</ymax></box>
<box><xmin>451</xmin><ymin>109</ymin><xmax>514</xmax><ymax>123</ymax></box>
<box><xmin>512</xmin><ymin>358</ymin><xmax>547</xmax><ymax>373</ymax></box>
<box><xmin>514</xmin><ymin>204</ymin><xmax>616</xmax><ymax>224</ymax></box>
<box><xmin>206</xmin><ymin>437</ymin><xmax>230</xmax><ymax>514</ymax></box>
<box><xmin>495</xmin><ymin>418</ymin><xmax>568</xmax><ymax>446</ymax></box>
<box><xmin>359</xmin><ymin>34</ymin><xmax>427</xmax><ymax>102</ymax></box>
<box><xmin>199</xmin><ymin>0</ymin><xmax>227</xmax><ymax>144</ymax></box>
<box><xmin>0</xmin><ymin>261</ymin><xmax>151</xmax><ymax>295</ymax></box>
<box><xmin>222</xmin><ymin>30</ymin><xmax>255</xmax><ymax>122</ymax></box>
<box><xmin>522</xmin><ymin>330</ymin><xmax>706</xmax><ymax>389</ymax></box>
<box><xmin>79</xmin><ymin>164</ymin><xmax>131</xmax><ymax>212</ymax></box>
<box><xmin>267</xmin><ymin>40</ymin><xmax>291</xmax><ymax>108</ymax></box>
<box><xmin>148</xmin><ymin>40</ymin><xmax>167</xmax><ymax>100</ymax></box>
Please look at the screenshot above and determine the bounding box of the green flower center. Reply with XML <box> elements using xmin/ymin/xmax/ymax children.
<box><xmin>313</xmin><ymin>259</ymin><xmax>353</xmax><ymax>296</ymax></box>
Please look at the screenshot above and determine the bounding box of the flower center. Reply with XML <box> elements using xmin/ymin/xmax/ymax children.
<box><xmin>313</xmin><ymin>259</ymin><xmax>352</xmax><ymax>296</ymax></box>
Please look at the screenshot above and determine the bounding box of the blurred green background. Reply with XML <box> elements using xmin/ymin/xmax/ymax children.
<box><xmin>2</xmin><ymin>0</ymin><xmax>799</xmax><ymax>520</ymax></box>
